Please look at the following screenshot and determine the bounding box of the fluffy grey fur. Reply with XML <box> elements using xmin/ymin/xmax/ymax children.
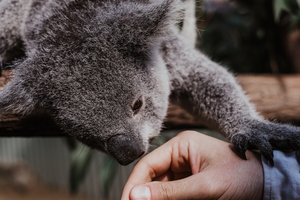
<box><xmin>1</xmin><ymin>0</ymin><xmax>300</xmax><ymax>165</ymax></box>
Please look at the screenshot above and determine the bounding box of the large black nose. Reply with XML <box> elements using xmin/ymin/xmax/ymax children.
<box><xmin>107</xmin><ymin>135</ymin><xmax>145</xmax><ymax>165</ymax></box>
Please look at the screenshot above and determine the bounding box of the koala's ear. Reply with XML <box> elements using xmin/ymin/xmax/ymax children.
<box><xmin>0</xmin><ymin>68</ymin><xmax>35</xmax><ymax>116</ymax></box>
<box><xmin>114</xmin><ymin>0</ymin><xmax>181</xmax><ymax>54</ymax></box>
<box><xmin>137</xmin><ymin>0</ymin><xmax>180</xmax><ymax>38</ymax></box>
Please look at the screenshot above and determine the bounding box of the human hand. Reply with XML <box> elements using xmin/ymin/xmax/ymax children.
<box><xmin>121</xmin><ymin>131</ymin><xmax>263</xmax><ymax>200</ymax></box>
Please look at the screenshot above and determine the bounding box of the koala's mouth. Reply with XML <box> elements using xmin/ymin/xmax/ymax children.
<box><xmin>149</xmin><ymin>137</ymin><xmax>157</xmax><ymax>143</ymax></box>
<box><xmin>78</xmin><ymin>134</ymin><xmax>146</xmax><ymax>165</ymax></box>
<box><xmin>106</xmin><ymin>134</ymin><xmax>146</xmax><ymax>165</ymax></box>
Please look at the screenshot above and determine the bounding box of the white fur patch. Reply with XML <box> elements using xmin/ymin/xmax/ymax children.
<box><xmin>141</xmin><ymin>122</ymin><xmax>159</xmax><ymax>151</ymax></box>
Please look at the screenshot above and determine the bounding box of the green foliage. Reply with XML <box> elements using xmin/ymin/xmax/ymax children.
<box><xmin>99</xmin><ymin>155</ymin><xmax>119</xmax><ymax>198</ymax></box>
<box><xmin>66</xmin><ymin>139</ymin><xmax>94</xmax><ymax>194</ymax></box>
<box><xmin>199</xmin><ymin>0</ymin><xmax>300</xmax><ymax>73</ymax></box>
<box><xmin>274</xmin><ymin>0</ymin><xmax>291</xmax><ymax>21</ymax></box>
<box><xmin>274</xmin><ymin>0</ymin><xmax>300</xmax><ymax>28</ymax></box>
<box><xmin>65</xmin><ymin>139</ymin><xmax>119</xmax><ymax>198</ymax></box>
<box><xmin>199</xmin><ymin>1</ymin><xmax>272</xmax><ymax>73</ymax></box>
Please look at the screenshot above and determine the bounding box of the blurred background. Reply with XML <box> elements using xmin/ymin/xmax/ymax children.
<box><xmin>199</xmin><ymin>0</ymin><xmax>300</xmax><ymax>73</ymax></box>
<box><xmin>1</xmin><ymin>0</ymin><xmax>300</xmax><ymax>199</ymax></box>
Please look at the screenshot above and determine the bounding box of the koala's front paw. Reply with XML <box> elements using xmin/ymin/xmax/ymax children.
<box><xmin>231</xmin><ymin>132</ymin><xmax>274</xmax><ymax>165</ymax></box>
<box><xmin>230</xmin><ymin>120</ymin><xmax>300</xmax><ymax>165</ymax></box>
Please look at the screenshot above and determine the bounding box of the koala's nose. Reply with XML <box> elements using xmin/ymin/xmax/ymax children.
<box><xmin>107</xmin><ymin>135</ymin><xmax>145</xmax><ymax>165</ymax></box>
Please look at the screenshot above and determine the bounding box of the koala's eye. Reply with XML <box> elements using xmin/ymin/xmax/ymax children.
<box><xmin>132</xmin><ymin>96</ymin><xmax>144</xmax><ymax>115</ymax></box>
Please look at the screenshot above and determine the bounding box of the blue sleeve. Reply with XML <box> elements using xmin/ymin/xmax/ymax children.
<box><xmin>262</xmin><ymin>151</ymin><xmax>300</xmax><ymax>200</ymax></box>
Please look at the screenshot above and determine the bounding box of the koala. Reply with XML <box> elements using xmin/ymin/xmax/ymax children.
<box><xmin>1</xmin><ymin>0</ymin><xmax>300</xmax><ymax>165</ymax></box>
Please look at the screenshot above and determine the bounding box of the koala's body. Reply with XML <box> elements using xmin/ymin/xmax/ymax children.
<box><xmin>1</xmin><ymin>0</ymin><xmax>300</xmax><ymax>165</ymax></box>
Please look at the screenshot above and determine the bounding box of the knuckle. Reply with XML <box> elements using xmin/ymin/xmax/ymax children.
<box><xmin>159</xmin><ymin>183</ymin><xmax>174</xmax><ymax>200</ymax></box>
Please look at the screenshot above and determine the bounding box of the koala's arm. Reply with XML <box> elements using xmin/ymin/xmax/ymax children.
<box><xmin>162</xmin><ymin>34</ymin><xmax>300</xmax><ymax>162</ymax></box>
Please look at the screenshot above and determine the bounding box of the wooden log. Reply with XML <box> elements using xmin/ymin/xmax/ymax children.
<box><xmin>238</xmin><ymin>75</ymin><xmax>300</xmax><ymax>122</ymax></box>
<box><xmin>1</xmin><ymin>70</ymin><xmax>300</xmax><ymax>136</ymax></box>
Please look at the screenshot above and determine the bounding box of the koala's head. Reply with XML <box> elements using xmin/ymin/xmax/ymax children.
<box><xmin>0</xmin><ymin>0</ymin><xmax>179</xmax><ymax>165</ymax></box>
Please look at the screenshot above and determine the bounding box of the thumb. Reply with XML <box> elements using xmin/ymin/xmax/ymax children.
<box><xmin>129</xmin><ymin>174</ymin><xmax>217</xmax><ymax>200</ymax></box>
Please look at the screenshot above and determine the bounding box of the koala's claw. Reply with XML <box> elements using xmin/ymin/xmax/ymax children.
<box><xmin>231</xmin><ymin>134</ymin><xmax>248</xmax><ymax>160</ymax></box>
<box><xmin>230</xmin><ymin>120</ymin><xmax>300</xmax><ymax>166</ymax></box>
<box><xmin>231</xmin><ymin>133</ymin><xmax>274</xmax><ymax>165</ymax></box>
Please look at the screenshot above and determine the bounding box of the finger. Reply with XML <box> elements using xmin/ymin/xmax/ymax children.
<box><xmin>121</xmin><ymin>140</ymin><xmax>173</xmax><ymax>200</ymax></box>
<box><xmin>154</xmin><ymin>171</ymin><xmax>191</xmax><ymax>182</ymax></box>
<box><xmin>130</xmin><ymin>172</ymin><xmax>221</xmax><ymax>200</ymax></box>
<box><xmin>122</xmin><ymin>133</ymin><xmax>194</xmax><ymax>200</ymax></box>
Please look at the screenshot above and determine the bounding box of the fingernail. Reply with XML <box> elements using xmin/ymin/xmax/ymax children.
<box><xmin>131</xmin><ymin>185</ymin><xmax>151</xmax><ymax>200</ymax></box>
